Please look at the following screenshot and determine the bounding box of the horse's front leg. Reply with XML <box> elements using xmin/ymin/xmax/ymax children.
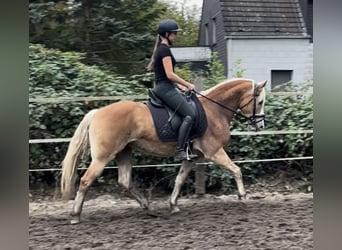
<box><xmin>169</xmin><ymin>160</ymin><xmax>194</xmax><ymax>213</ymax></box>
<box><xmin>209</xmin><ymin>148</ymin><xmax>246</xmax><ymax>199</ymax></box>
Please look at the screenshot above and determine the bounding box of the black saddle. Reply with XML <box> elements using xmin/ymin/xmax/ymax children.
<box><xmin>146</xmin><ymin>89</ymin><xmax>208</xmax><ymax>142</ymax></box>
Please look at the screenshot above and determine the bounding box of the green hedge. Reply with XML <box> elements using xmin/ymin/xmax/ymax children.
<box><xmin>214</xmin><ymin>91</ymin><xmax>313</xmax><ymax>191</ymax></box>
<box><xmin>29</xmin><ymin>43</ymin><xmax>152</xmax><ymax>185</ymax></box>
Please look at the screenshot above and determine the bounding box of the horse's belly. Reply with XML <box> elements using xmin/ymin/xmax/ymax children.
<box><xmin>131</xmin><ymin>139</ymin><xmax>175</xmax><ymax>157</ymax></box>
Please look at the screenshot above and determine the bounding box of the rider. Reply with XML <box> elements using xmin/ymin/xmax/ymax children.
<box><xmin>147</xmin><ymin>19</ymin><xmax>198</xmax><ymax>162</ymax></box>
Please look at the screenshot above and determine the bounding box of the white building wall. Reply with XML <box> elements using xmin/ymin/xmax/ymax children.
<box><xmin>171</xmin><ymin>47</ymin><xmax>211</xmax><ymax>62</ymax></box>
<box><xmin>226</xmin><ymin>38</ymin><xmax>313</xmax><ymax>90</ymax></box>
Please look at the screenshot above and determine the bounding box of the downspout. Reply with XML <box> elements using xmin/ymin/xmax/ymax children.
<box><xmin>226</xmin><ymin>36</ymin><xmax>232</xmax><ymax>79</ymax></box>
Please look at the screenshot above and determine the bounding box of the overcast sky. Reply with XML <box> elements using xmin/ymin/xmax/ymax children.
<box><xmin>165</xmin><ymin>0</ymin><xmax>203</xmax><ymax>19</ymax></box>
<box><xmin>172</xmin><ymin>0</ymin><xmax>203</xmax><ymax>9</ymax></box>
<box><xmin>177</xmin><ymin>0</ymin><xmax>203</xmax><ymax>8</ymax></box>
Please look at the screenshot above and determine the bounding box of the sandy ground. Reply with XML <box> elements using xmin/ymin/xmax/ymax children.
<box><xmin>29</xmin><ymin>191</ymin><xmax>313</xmax><ymax>250</ymax></box>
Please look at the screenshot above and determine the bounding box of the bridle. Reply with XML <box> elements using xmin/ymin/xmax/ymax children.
<box><xmin>192</xmin><ymin>82</ymin><xmax>265</xmax><ymax>127</ymax></box>
<box><xmin>238</xmin><ymin>82</ymin><xmax>265</xmax><ymax>127</ymax></box>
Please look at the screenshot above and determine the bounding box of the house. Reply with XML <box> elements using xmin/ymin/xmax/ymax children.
<box><xmin>198</xmin><ymin>0</ymin><xmax>313</xmax><ymax>90</ymax></box>
<box><xmin>171</xmin><ymin>46</ymin><xmax>212</xmax><ymax>72</ymax></box>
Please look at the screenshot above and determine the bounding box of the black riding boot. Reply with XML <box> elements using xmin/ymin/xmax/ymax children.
<box><xmin>174</xmin><ymin>116</ymin><xmax>198</xmax><ymax>162</ymax></box>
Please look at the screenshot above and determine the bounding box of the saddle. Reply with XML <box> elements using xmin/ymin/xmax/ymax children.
<box><xmin>146</xmin><ymin>89</ymin><xmax>208</xmax><ymax>142</ymax></box>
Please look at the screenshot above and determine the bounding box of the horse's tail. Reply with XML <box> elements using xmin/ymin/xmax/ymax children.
<box><xmin>61</xmin><ymin>109</ymin><xmax>97</xmax><ymax>200</ymax></box>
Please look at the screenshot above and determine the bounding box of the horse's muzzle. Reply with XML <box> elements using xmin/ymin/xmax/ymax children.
<box><xmin>248</xmin><ymin>115</ymin><xmax>265</xmax><ymax>131</ymax></box>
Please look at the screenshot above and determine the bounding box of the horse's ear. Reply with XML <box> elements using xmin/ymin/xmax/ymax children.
<box><xmin>256</xmin><ymin>80</ymin><xmax>267</xmax><ymax>95</ymax></box>
<box><xmin>258</xmin><ymin>80</ymin><xmax>267</xmax><ymax>88</ymax></box>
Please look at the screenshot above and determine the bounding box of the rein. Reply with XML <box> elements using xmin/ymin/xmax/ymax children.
<box><xmin>192</xmin><ymin>90</ymin><xmax>250</xmax><ymax>120</ymax></box>
<box><xmin>191</xmin><ymin>83</ymin><xmax>265</xmax><ymax>126</ymax></box>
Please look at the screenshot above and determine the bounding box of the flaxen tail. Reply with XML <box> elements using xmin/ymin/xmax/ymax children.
<box><xmin>61</xmin><ymin>109</ymin><xmax>97</xmax><ymax>200</ymax></box>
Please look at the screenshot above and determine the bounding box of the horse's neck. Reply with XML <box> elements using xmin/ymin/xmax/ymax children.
<box><xmin>201</xmin><ymin>80</ymin><xmax>252</xmax><ymax>125</ymax></box>
<box><xmin>206</xmin><ymin>80</ymin><xmax>250</xmax><ymax>110</ymax></box>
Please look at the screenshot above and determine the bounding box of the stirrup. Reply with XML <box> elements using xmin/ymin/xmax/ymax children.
<box><xmin>174</xmin><ymin>151</ymin><xmax>197</xmax><ymax>162</ymax></box>
<box><xmin>174</xmin><ymin>143</ymin><xmax>198</xmax><ymax>162</ymax></box>
<box><xmin>185</xmin><ymin>143</ymin><xmax>198</xmax><ymax>161</ymax></box>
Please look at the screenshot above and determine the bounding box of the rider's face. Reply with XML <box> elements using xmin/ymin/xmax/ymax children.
<box><xmin>168</xmin><ymin>32</ymin><xmax>178</xmax><ymax>42</ymax></box>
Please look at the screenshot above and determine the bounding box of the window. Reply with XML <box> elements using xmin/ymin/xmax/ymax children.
<box><xmin>271</xmin><ymin>70</ymin><xmax>293</xmax><ymax>91</ymax></box>
<box><xmin>212</xmin><ymin>18</ymin><xmax>216</xmax><ymax>44</ymax></box>
<box><xmin>204</xmin><ymin>23</ymin><xmax>209</xmax><ymax>45</ymax></box>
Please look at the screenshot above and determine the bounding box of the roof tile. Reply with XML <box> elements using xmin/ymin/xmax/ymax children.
<box><xmin>220</xmin><ymin>0</ymin><xmax>307</xmax><ymax>37</ymax></box>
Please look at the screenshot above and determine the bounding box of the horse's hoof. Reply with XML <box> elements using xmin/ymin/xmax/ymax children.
<box><xmin>147</xmin><ymin>209</ymin><xmax>160</xmax><ymax>217</ymax></box>
<box><xmin>70</xmin><ymin>215</ymin><xmax>80</xmax><ymax>224</ymax></box>
<box><xmin>139</xmin><ymin>199</ymin><xmax>150</xmax><ymax>210</ymax></box>
<box><xmin>238</xmin><ymin>193</ymin><xmax>247</xmax><ymax>200</ymax></box>
<box><xmin>140</xmin><ymin>203</ymin><xmax>149</xmax><ymax>210</ymax></box>
<box><xmin>171</xmin><ymin>206</ymin><xmax>180</xmax><ymax>214</ymax></box>
<box><xmin>70</xmin><ymin>219</ymin><xmax>80</xmax><ymax>224</ymax></box>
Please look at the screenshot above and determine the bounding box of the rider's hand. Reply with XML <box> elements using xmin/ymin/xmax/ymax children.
<box><xmin>187</xmin><ymin>83</ymin><xmax>195</xmax><ymax>90</ymax></box>
<box><xmin>176</xmin><ymin>83</ymin><xmax>187</xmax><ymax>92</ymax></box>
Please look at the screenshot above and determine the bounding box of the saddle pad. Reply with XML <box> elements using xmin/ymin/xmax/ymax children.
<box><xmin>146</xmin><ymin>94</ymin><xmax>208</xmax><ymax>142</ymax></box>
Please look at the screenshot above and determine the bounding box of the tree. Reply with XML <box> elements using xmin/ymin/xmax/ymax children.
<box><xmin>153</xmin><ymin>0</ymin><xmax>200</xmax><ymax>46</ymax></box>
<box><xmin>203</xmin><ymin>52</ymin><xmax>226</xmax><ymax>89</ymax></box>
<box><xmin>29</xmin><ymin>0</ymin><xmax>167</xmax><ymax>74</ymax></box>
<box><xmin>29</xmin><ymin>1</ymin><xmax>201</xmax><ymax>75</ymax></box>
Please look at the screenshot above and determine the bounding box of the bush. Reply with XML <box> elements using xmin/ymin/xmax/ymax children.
<box><xmin>226</xmin><ymin>90</ymin><xmax>312</xmax><ymax>185</ymax></box>
<box><xmin>29</xmin><ymin>44</ymin><xmax>152</xmax><ymax>185</ymax></box>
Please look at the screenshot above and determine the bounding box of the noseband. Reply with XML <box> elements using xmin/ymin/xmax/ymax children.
<box><xmin>194</xmin><ymin>82</ymin><xmax>265</xmax><ymax>128</ymax></box>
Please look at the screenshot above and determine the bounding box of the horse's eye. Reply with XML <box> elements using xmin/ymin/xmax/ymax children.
<box><xmin>258</xmin><ymin>101</ymin><xmax>263</xmax><ymax>105</ymax></box>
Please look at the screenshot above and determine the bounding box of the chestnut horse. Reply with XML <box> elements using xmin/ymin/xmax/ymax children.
<box><xmin>61</xmin><ymin>78</ymin><xmax>267</xmax><ymax>224</ymax></box>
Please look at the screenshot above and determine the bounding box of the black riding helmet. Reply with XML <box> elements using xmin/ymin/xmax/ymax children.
<box><xmin>157</xmin><ymin>19</ymin><xmax>182</xmax><ymax>37</ymax></box>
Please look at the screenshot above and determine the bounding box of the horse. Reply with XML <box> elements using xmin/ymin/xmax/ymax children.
<box><xmin>61</xmin><ymin>78</ymin><xmax>267</xmax><ymax>224</ymax></box>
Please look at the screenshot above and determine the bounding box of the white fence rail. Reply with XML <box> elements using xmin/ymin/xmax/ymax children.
<box><xmin>28</xmin><ymin>156</ymin><xmax>313</xmax><ymax>172</ymax></box>
<box><xmin>29</xmin><ymin>130</ymin><xmax>313</xmax><ymax>144</ymax></box>
<box><xmin>29</xmin><ymin>130</ymin><xmax>313</xmax><ymax>172</ymax></box>
<box><xmin>28</xmin><ymin>91</ymin><xmax>310</xmax><ymax>104</ymax></box>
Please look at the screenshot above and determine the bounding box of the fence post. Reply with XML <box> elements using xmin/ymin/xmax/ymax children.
<box><xmin>194</xmin><ymin>77</ymin><xmax>206</xmax><ymax>196</ymax></box>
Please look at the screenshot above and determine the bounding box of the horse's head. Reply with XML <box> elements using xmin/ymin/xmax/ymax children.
<box><xmin>239</xmin><ymin>80</ymin><xmax>267</xmax><ymax>131</ymax></box>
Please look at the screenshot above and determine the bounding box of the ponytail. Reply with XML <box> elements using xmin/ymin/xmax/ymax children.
<box><xmin>147</xmin><ymin>35</ymin><xmax>161</xmax><ymax>71</ymax></box>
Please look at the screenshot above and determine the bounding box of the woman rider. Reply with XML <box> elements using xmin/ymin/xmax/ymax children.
<box><xmin>147</xmin><ymin>19</ymin><xmax>198</xmax><ymax>162</ymax></box>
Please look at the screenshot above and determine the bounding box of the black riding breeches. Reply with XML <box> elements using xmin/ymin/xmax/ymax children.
<box><xmin>153</xmin><ymin>83</ymin><xmax>196</xmax><ymax>120</ymax></box>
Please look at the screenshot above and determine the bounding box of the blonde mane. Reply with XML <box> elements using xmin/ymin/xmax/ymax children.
<box><xmin>201</xmin><ymin>78</ymin><xmax>254</xmax><ymax>96</ymax></box>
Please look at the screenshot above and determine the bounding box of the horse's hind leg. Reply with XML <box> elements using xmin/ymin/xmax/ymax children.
<box><xmin>169</xmin><ymin>160</ymin><xmax>194</xmax><ymax>213</ymax></box>
<box><xmin>70</xmin><ymin>158</ymin><xmax>108</xmax><ymax>224</ymax></box>
<box><xmin>210</xmin><ymin>148</ymin><xmax>246</xmax><ymax>199</ymax></box>
<box><xmin>116</xmin><ymin>148</ymin><xmax>149</xmax><ymax>209</ymax></box>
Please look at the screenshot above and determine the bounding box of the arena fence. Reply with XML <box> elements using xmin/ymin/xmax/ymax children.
<box><xmin>29</xmin><ymin>129</ymin><xmax>313</xmax><ymax>172</ymax></box>
<box><xmin>29</xmin><ymin>93</ymin><xmax>313</xmax><ymax>194</ymax></box>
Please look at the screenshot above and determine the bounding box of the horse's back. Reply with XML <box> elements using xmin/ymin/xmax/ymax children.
<box><xmin>95</xmin><ymin>100</ymin><xmax>150</xmax><ymax>123</ymax></box>
<box><xmin>90</xmin><ymin>101</ymin><xmax>154</xmax><ymax>139</ymax></box>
